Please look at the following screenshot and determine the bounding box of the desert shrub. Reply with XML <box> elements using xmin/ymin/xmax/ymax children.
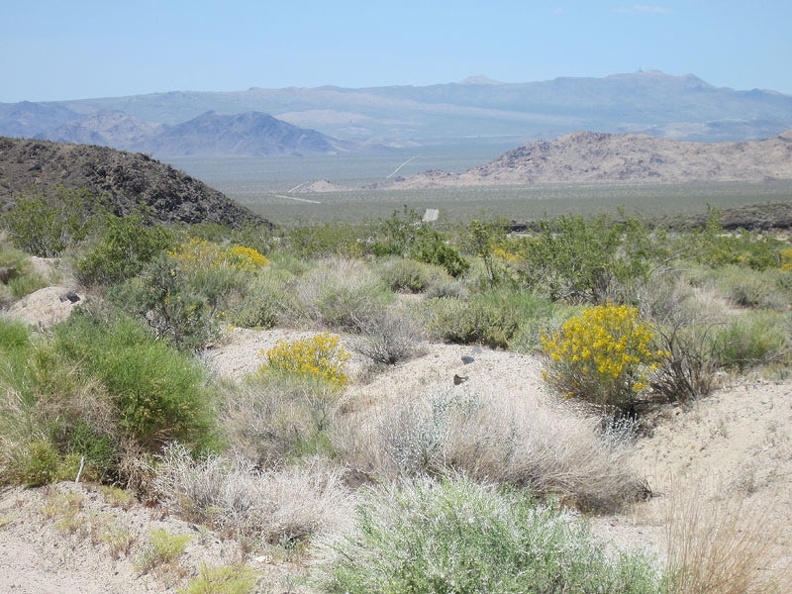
<box><xmin>370</xmin><ymin>206</ymin><xmax>422</xmax><ymax>258</ymax></box>
<box><xmin>1</xmin><ymin>187</ymin><xmax>106</xmax><ymax>256</ymax></box>
<box><xmin>6</xmin><ymin>439</ymin><xmax>63</xmax><ymax>487</ymax></box>
<box><xmin>517</xmin><ymin>215</ymin><xmax>656</xmax><ymax>304</ymax></box>
<box><xmin>259</xmin><ymin>332</ymin><xmax>351</xmax><ymax>390</ymax></box>
<box><xmin>683</xmin><ymin>210</ymin><xmax>786</xmax><ymax>271</ymax></box>
<box><xmin>542</xmin><ymin>303</ymin><xmax>667</xmax><ymax>412</ymax></box>
<box><xmin>336</xmin><ymin>388</ymin><xmax>647</xmax><ymax>512</ymax></box>
<box><xmin>465</xmin><ymin>218</ymin><xmax>512</xmax><ymax>288</ymax></box>
<box><xmin>179</xmin><ymin>563</ymin><xmax>258</xmax><ymax>594</ymax></box>
<box><xmin>425</xmin><ymin>292</ymin><xmax>522</xmax><ymax>349</ymax></box>
<box><xmin>411</xmin><ymin>226</ymin><xmax>470</xmax><ymax>278</ymax></box>
<box><xmin>54</xmin><ymin>308</ymin><xmax>220</xmax><ymax>453</ymax></box>
<box><xmin>226</xmin><ymin>267</ymin><xmax>301</xmax><ymax>329</ymax></box>
<box><xmin>354</xmin><ymin>308</ymin><xmax>425</xmax><ymax>365</ymax></box>
<box><xmin>645</xmin><ymin>279</ymin><xmax>722</xmax><ymax>401</ymax></box>
<box><xmin>0</xmin><ymin>244</ymin><xmax>49</xmax><ymax>300</ymax></box>
<box><xmin>712</xmin><ymin>313</ymin><xmax>788</xmax><ymax>372</ymax></box>
<box><xmin>378</xmin><ymin>258</ymin><xmax>435</xmax><ymax>293</ymax></box>
<box><xmin>699</xmin><ymin>265</ymin><xmax>791</xmax><ymax>311</ymax></box>
<box><xmin>0</xmin><ymin>318</ymin><xmax>125</xmax><ymax>486</ymax></box>
<box><xmin>167</xmin><ymin>237</ymin><xmax>270</xmax><ymax>273</ymax></box>
<box><xmin>153</xmin><ymin>444</ymin><xmax>353</xmax><ymax>546</ymax></box>
<box><xmin>7</xmin><ymin>272</ymin><xmax>49</xmax><ymax>299</ymax></box>
<box><xmin>135</xmin><ymin>528</ymin><xmax>191</xmax><ymax>575</ymax></box>
<box><xmin>76</xmin><ymin>209</ymin><xmax>175</xmax><ymax>286</ymax></box>
<box><xmin>318</xmin><ymin>476</ymin><xmax>666</xmax><ymax>594</ymax></box>
<box><xmin>223</xmin><ymin>373</ymin><xmax>340</xmax><ymax>466</ymax></box>
<box><xmin>112</xmin><ymin>238</ymin><xmax>265</xmax><ymax>350</ymax></box>
<box><xmin>665</xmin><ymin>485</ymin><xmax>790</xmax><ymax>594</ymax></box>
<box><xmin>295</xmin><ymin>258</ymin><xmax>391</xmax><ymax>332</ymax></box>
<box><xmin>285</xmin><ymin>221</ymin><xmax>368</xmax><ymax>258</ymax></box>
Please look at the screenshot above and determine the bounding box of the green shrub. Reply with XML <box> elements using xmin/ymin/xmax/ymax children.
<box><xmin>683</xmin><ymin>210</ymin><xmax>786</xmax><ymax>271</ymax></box>
<box><xmin>411</xmin><ymin>227</ymin><xmax>470</xmax><ymax>278</ymax></box>
<box><xmin>135</xmin><ymin>528</ymin><xmax>191</xmax><ymax>574</ymax></box>
<box><xmin>55</xmin><ymin>309</ymin><xmax>220</xmax><ymax>453</ymax></box>
<box><xmin>379</xmin><ymin>258</ymin><xmax>434</xmax><ymax>293</ymax></box>
<box><xmin>319</xmin><ymin>477</ymin><xmax>666</xmax><ymax>594</ymax></box>
<box><xmin>7</xmin><ymin>439</ymin><xmax>62</xmax><ymax>487</ymax></box>
<box><xmin>179</xmin><ymin>564</ymin><xmax>258</xmax><ymax>594</ymax></box>
<box><xmin>76</xmin><ymin>209</ymin><xmax>174</xmax><ymax>286</ymax></box>
<box><xmin>713</xmin><ymin>313</ymin><xmax>788</xmax><ymax>371</ymax></box>
<box><xmin>542</xmin><ymin>303</ymin><xmax>667</xmax><ymax>412</ymax></box>
<box><xmin>0</xmin><ymin>244</ymin><xmax>51</xmax><ymax>300</ymax></box>
<box><xmin>370</xmin><ymin>206</ymin><xmax>422</xmax><ymax>258</ymax></box>
<box><xmin>1</xmin><ymin>187</ymin><xmax>106</xmax><ymax>256</ymax></box>
<box><xmin>426</xmin><ymin>293</ymin><xmax>522</xmax><ymax>349</ymax></box>
<box><xmin>227</xmin><ymin>267</ymin><xmax>300</xmax><ymax>329</ymax></box>
<box><xmin>517</xmin><ymin>215</ymin><xmax>656</xmax><ymax>304</ymax></box>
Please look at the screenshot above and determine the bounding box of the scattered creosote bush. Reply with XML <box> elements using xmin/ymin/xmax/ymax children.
<box><xmin>542</xmin><ymin>302</ymin><xmax>668</xmax><ymax>411</ymax></box>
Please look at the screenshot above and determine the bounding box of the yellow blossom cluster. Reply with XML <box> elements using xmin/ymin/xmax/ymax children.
<box><xmin>541</xmin><ymin>303</ymin><xmax>667</xmax><ymax>408</ymax></box>
<box><xmin>259</xmin><ymin>333</ymin><xmax>351</xmax><ymax>389</ymax></box>
<box><xmin>168</xmin><ymin>238</ymin><xmax>270</xmax><ymax>273</ymax></box>
<box><xmin>780</xmin><ymin>247</ymin><xmax>792</xmax><ymax>271</ymax></box>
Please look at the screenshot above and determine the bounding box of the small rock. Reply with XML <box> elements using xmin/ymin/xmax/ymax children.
<box><xmin>59</xmin><ymin>291</ymin><xmax>81</xmax><ymax>303</ymax></box>
<box><xmin>453</xmin><ymin>374</ymin><xmax>469</xmax><ymax>385</ymax></box>
<box><xmin>461</xmin><ymin>355</ymin><xmax>475</xmax><ymax>365</ymax></box>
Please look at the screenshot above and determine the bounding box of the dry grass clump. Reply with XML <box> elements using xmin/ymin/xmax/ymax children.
<box><xmin>221</xmin><ymin>372</ymin><xmax>341</xmax><ymax>468</ymax></box>
<box><xmin>665</xmin><ymin>485</ymin><xmax>791</xmax><ymax>594</ymax></box>
<box><xmin>353</xmin><ymin>308</ymin><xmax>426</xmax><ymax>365</ymax></box>
<box><xmin>336</xmin><ymin>387</ymin><xmax>647</xmax><ymax>513</ymax></box>
<box><xmin>294</xmin><ymin>257</ymin><xmax>391</xmax><ymax>332</ymax></box>
<box><xmin>152</xmin><ymin>444</ymin><xmax>354</xmax><ymax>547</ymax></box>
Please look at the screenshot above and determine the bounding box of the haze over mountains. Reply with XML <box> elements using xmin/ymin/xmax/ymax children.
<box><xmin>1</xmin><ymin>71</ymin><xmax>792</xmax><ymax>159</ymax></box>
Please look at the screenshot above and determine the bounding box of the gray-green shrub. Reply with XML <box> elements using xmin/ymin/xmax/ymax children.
<box><xmin>318</xmin><ymin>476</ymin><xmax>667</xmax><ymax>594</ymax></box>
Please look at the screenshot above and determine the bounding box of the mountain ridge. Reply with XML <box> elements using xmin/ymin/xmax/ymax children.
<box><xmin>2</xmin><ymin>72</ymin><xmax>791</xmax><ymax>154</ymax></box>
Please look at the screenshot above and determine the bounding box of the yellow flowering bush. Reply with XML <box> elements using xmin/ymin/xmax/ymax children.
<box><xmin>259</xmin><ymin>333</ymin><xmax>351</xmax><ymax>390</ymax></box>
<box><xmin>541</xmin><ymin>303</ymin><xmax>666</xmax><ymax>410</ymax></box>
<box><xmin>168</xmin><ymin>238</ymin><xmax>269</xmax><ymax>273</ymax></box>
<box><xmin>780</xmin><ymin>247</ymin><xmax>792</xmax><ymax>271</ymax></box>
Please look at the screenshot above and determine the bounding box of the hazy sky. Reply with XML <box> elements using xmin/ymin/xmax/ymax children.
<box><xmin>2</xmin><ymin>1</ymin><xmax>790</xmax><ymax>102</ymax></box>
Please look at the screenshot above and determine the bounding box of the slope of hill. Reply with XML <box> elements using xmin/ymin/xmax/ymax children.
<box><xmin>378</xmin><ymin>130</ymin><xmax>792</xmax><ymax>189</ymax></box>
<box><xmin>142</xmin><ymin>111</ymin><xmax>350</xmax><ymax>157</ymax></box>
<box><xmin>0</xmin><ymin>137</ymin><xmax>267</xmax><ymax>227</ymax></box>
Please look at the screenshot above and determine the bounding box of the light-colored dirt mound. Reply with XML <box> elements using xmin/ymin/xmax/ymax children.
<box><xmin>5</xmin><ymin>286</ymin><xmax>84</xmax><ymax>329</ymax></box>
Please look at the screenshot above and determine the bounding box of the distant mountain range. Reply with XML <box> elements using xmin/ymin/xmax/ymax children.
<box><xmin>1</xmin><ymin>71</ymin><xmax>792</xmax><ymax>158</ymax></box>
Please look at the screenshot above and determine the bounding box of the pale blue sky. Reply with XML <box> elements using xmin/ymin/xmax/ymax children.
<box><xmin>1</xmin><ymin>1</ymin><xmax>790</xmax><ymax>102</ymax></box>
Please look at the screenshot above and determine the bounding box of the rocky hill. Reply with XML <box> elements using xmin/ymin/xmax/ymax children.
<box><xmin>378</xmin><ymin>130</ymin><xmax>792</xmax><ymax>189</ymax></box>
<box><xmin>0</xmin><ymin>137</ymin><xmax>268</xmax><ymax>227</ymax></box>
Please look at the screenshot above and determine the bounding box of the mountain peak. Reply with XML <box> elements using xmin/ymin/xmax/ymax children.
<box><xmin>458</xmin><ymin>75</ymin><xmax>502</xmax><ymax>85</ymax></box>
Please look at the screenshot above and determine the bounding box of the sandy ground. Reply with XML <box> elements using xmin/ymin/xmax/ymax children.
<box><xmin>2</xmin><ymin>290</ymin><xmax>792</xmax><ymax>592</ymax></box>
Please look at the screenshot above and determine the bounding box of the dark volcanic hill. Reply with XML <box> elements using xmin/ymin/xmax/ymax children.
<box><xmin>378</xmin><ymin>130</ymin><xmax>792</xmax><ymax>189</ymax></box>
<box><xmin>0</xmin><ymin>137</ymin><xmax>267</xmax><ymax>227</ymax></box>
